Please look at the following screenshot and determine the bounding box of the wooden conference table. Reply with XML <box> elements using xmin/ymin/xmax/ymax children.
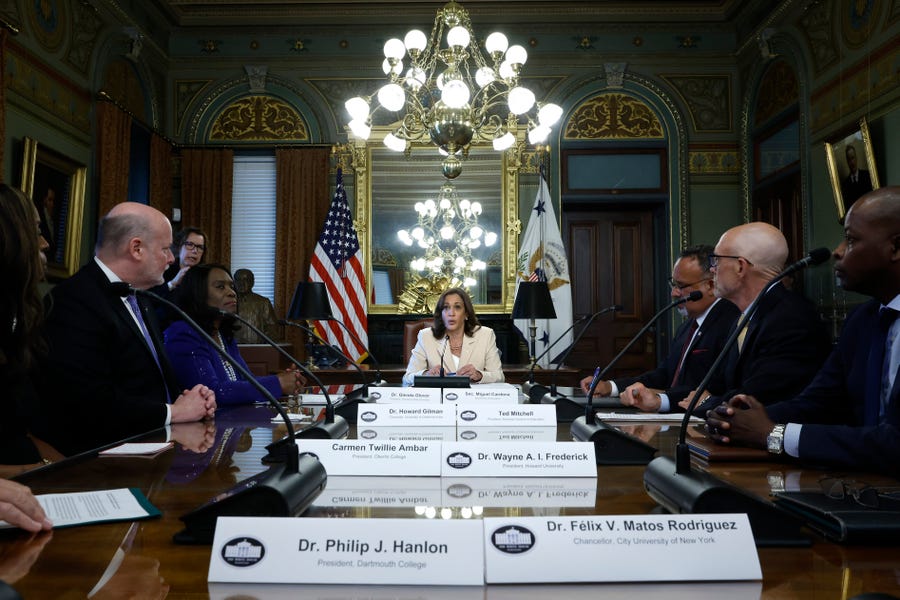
<box><xmin>4</xmin><ymin>402</ymin><xmax>900</xmax><ymax>598</ymax></box>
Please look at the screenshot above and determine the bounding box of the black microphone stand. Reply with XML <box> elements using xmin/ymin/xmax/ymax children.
<box><xmin>569</xmin><ymin>291</ymin><xmax>702</xmax><ymax>464</ymax></box>
<box><xmin>520</xmin><ymin>314</ymin><xmax>588</xmax><ymax>403</ymax></box>
<box><xmin>224</xmin><ymin>312</ymin><xmax>349</xmax><ymax>448</ymax></box>
<box><xmin>118</xmin><ymin>286</ymin><xmax>327</xmax><ymax>545</ymax></box>
<box><xmin>281</xmin><ymin>318</ymin><xmax>375</xmax><ymax>424</ymax></box>
<box><xmin>643</xmin><ymin>248</ymin><xmax>829</xmax><ymax>547</ymax></box>
<box><xmin>538</xmin><ymin>305</ymin><xmax>622</xmax><ymax>416</ymax></box>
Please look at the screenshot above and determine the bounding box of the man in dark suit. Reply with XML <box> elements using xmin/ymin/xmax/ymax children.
<box><xmin>682</xmin><ymin>222</ymin><xmax>830</xmax><ymax>415</ymax></box>
<box><xmin>36</xmin><ymin>202</ymin><xmax>216</xmax><ymax>456</ymax></box>
<box><xmin>579</xmin><ymin>245</ymin><xmax>740</xmax><ymax>412</ymax></box>
<box><xmin>840</xmin><ymin>144</ymin><xmax>873</xmax><ymax>210</ymax></box>
<box><xmin>707</xmin><ymin>187</ymin><xmax>900</xmax><ymax>474</ymax></box>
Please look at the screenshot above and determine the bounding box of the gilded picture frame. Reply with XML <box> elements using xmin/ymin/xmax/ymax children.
<box><xmin>20</xmin><ymin>137</ymin><xmax>87</xmax><ymax>279</ymax></box>
<box><xmin>825</xmin><ymin>117</ymin><xmax>880</xmax><ymax>222</ymax></box>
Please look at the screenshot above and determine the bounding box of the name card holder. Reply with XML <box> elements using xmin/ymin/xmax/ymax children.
<box><xmin>456</xmin><ymin>403</ymin><xmax>557</xmax><ymax>427</ymax></box>
<box><xmin>357</xmin><ymin>403</ymin><xmax>456</xmax><ymax>426</ymax></box>
<box><xmin>444</xmin><ymin>384</ymin><xmax>520</xmax><ymax>404</ymax></box>
<box><xmin>369</xmin><ymin>387</ymin><xmax>443</xmax><ymax>403</ymax></box>
<box><xmin>441</xmin><ymin>442</ymin><xmax>597</xmax><ymax>477</ymax></box>
<box><xmin>296</xmin><ymin>439</ymin><xmax>442</xmax><ymax>476</ymax></box>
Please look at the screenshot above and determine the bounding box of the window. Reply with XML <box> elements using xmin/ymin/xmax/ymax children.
<box><xmin>231</xmin><ymin>155</ymin><xmax>276</xmax><ymax>301</ymax></box>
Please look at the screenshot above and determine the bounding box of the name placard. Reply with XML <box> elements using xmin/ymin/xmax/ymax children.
<box><xmin>482</xmin><ymin>514</ymin><xmax>761</xmax><ymax>583</ymax></box>
<box><xmin>456</xmin><ymin>428</ymin><xmax>558</xmax><ymax>442</ymax></box>
<box><xmin>443</xmin><ymin>384</ymin><xmax>520</xmax><ymax>404</ymax></box>
<box><xmin>442</xmin><ymin>477</ymin><xmax>597</xmax><ymax>508</ymax></box>
<box><xmin>456</xmin><ymin>403</ymin><xmax>557</xmax><ymax>427</ymax></box>
<box><xmin>296</xmin><ymin>439</ymin><xmax>442</xmax><ymax>476</ymax></box>
<box><xmin>357</xmin><ymin>403</ymin><xmax>455</xmax><ymax>427</ymax></box>
<box><xmin>368</xmin><ymin>387</ymin><xmax>442</xmax><ymax>404</ymax></box>
<box><xmin>440</xmin><ymin>442</ymin><xmax>596</xmax><ymax>477</ymax></box>
<box><xmin>209</xmin><ymin>517</ymin><xmax>484</xmax><ymax>585</ymax></box>
<box><xmin>314</xmin><ymin>476</ymin><xmax>443</xmax><ymax>508</ymax></box>
<box><xmin>357</xmin><ymin>427</ymin><xmax>457</xmax><ymax>442</ymax></box>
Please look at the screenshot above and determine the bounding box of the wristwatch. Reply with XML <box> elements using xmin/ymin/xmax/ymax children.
<box><xmin>766</xmin><ymin>424</ymin><xmax>786</xmax><ymax>455</ymax></box>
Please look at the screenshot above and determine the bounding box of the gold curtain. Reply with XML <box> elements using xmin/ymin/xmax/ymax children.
<box><xmin>96</xmin><ymin>101</ymin><xmax>132</xmax><ymax>218</ymax></box>
<box><xmin>275</xmin><ymin>147</ymin><xmax>331</xmax><ymax>358</ymax></box>
<box><xmin>180</xmin><ymin>148</ymin><xmax>234</xmax><ymax>266</ymax></box>
<box><xmin>149</xmin><ymin>133</ymin><xmax>173</xmax><ymax>219</ymax></box>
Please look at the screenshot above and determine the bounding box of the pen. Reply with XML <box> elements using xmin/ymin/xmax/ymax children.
<box><xmin>588</xmin><ymin>366</ymin><xmax>601</xmax><ymax>394</ymax></box>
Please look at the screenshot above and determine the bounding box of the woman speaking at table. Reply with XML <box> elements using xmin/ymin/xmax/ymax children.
<box><xmin>164</xmin><ymin>264</ymin><xmax>303</xmax><ymax>405</ymax></box>
<box><xmin>402</xmin><ymin>287</ymin><xmax>504</xmax><ymax>386</ymax></box>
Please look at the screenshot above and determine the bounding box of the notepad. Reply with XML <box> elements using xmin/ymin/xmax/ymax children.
<box><xmin>0</xmin><ymin>488</ymin><xmax>160</xmax><ymax>530</ymax></box>
<box><xmin>594</xmin><ymin>412</ymin><xmax>702</xmax><ymax>422</ymax></box>
<box><xmin>99</xmin><ymin>442</ymin><xmax>173</xmax><ymax>457</ymax></box>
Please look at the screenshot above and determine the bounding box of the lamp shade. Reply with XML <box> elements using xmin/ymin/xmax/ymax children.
<box><xmin>287</xmin><ymin>281</ymin><xmax>334</xmax><ymax>320</ymax></box>
<box><xmin>511</xmin><ymin>281</ymin><xmax>556</xmax><ymax>319</ymax></box>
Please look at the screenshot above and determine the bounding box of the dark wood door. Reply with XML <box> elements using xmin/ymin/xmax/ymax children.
<box><xmin>753</xmin><ymin>170</ymin><xmax>805</xmax><ymax>291</ymax></box>
<box><xmin>562</xmin><ymin>208</ymin><xmax>658</xmax><ymax>380</ymax></box>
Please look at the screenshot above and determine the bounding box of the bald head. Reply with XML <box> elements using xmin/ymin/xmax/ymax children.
<box><xmin>712</xmin><ymin>222</ymin><xmax>788</xmax><ymax>310</ymax></box>
<box><xmin>847</xmin><ymin>186</ymin><xmax>900</xmax><ymax>230</ymax></box>
<box><xmin>95</xmin><ymin>202</ymin><xmax>174</xmax><ymax>289</ymax></box>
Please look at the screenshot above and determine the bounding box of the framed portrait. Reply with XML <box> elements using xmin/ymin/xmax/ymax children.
<box><xmin>825</xmin><ymin>117</ymin><xmax>880</xmax><ymax>222</ymax></box>
<box><xmin>20</xmin><ymin>137</ymin><xmax>87</xmax><ymax>279</ymax></box>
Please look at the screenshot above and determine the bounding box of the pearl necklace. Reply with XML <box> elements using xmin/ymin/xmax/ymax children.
<box><xmin>215</xmin><ymin>331</ymin><xmax>238</xmax><ymax>381</ymax></box>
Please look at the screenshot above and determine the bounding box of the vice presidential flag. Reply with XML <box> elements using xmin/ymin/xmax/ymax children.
<box><xmin>514</xmin><ymin>175</ymin><xmax>573</xmax><ymax>367</ymax></box>
<box><xmin>308</xmin><ymin>168</ymin><xmax>368</xmax><ymax>362</ymax></box>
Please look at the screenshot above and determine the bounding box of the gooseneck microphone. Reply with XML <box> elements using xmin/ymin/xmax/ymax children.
<box><xmin>109</xmin><ymin>283</ymin><xmax>327</xmax><ymax>545</ymax></box>
<box><xmin>538</xmin><ymin>304</ymin><xmax>623</xmax><ymax>405</ymax></box>
<box><xmin>226</xmin><ymin>314</ymin><xmax>349</xmax><ymax>443</ymax></box>
<box><xmin>311</xmin><ymin>315</ymin><xmax>387</xmax><ymax>387</ymax></box>
<box><xmin>439</xmin><ymin>335</ymin><xmax>450</xmax><ymax>377</ymax></box>
<box><xmin>642</xmin><ymin>247</ymin><xmax>829</xmax><ymax>546</ymax></box>
<box><xmin>570</xmin><ymin>290</ymin><xmax>703</xmax><ymax>464</ymax></box>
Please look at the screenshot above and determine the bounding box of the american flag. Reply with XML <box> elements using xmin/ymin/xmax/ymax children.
<box><xmin>308</xmin><ymin>168</ymin><xmax>368</xmax><ymax>362</ymax></box>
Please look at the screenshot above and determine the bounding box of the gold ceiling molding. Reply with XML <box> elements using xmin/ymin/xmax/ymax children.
<box><xmin>755</xmin><ymin>59</ymin><xmax>798</xmax><ymax>126</ymax></box>
<box><xmin>563</xmin><ymin>93</ymin><xmax>663</xmax><ymax>140</ymax></box>
<box><xmin>660</xmin><ymin>74</ymin><xmax>731</xmax><ymax>133</ymax></box>
<box><xmin>688</xmin><ymin>145</ymin><xmax>740</xmax><ymax>175</ymax></box>
<box><xmin>209</xmin><ymin>95</ymin><xmax>309</xmax><ymax>141</ymax></box>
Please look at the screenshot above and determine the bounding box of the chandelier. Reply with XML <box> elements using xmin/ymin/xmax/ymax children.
<box><xmin>397</xmin><ymin>181</ymin><xmax>497</xmax><ymax>290</ymax></box>
<box><xmin>344</xmin><ymin>0</ymin><xmax>562</xmax><ymax>179</ymax></box>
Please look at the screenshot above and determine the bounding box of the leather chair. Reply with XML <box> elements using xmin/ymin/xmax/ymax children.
<box><xmin>402</xmin><ymin>318</ymin><xmax>433</xmax><ymax>364</ymax></box>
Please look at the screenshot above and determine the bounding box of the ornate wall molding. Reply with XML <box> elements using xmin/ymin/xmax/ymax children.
<box><xmin>563</xmin><ymin>92</ymin><xmax>664</xmax><ymax>139</ymax></box>
<box><xmin>209</xmin><ymin>95</ymin><xmax>309</xmax><ymax>142</ymax></box>
<box><xmin>660</xmin><ymin>74</ymin><xmax>732</xmax><ymax>132</ymax></box>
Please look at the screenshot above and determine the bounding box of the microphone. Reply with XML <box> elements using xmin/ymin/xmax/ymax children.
<box><xmin>569</xmin><ymin>290</ymin><xmax>703</xmax><ymax>465</ymax></box>
<box><xmin>301</xmin><ymin>314</ymin><xmax>387</xmax><ymax>387</ymax></box>
<box><xmin>439</xmin><ymin>335</ymin><xmax>450</xmax><ymax>377</ymax></box>
<box><xmin>531</xmin><ymin>305</ymin><xmax>622</xmax><ymax>409</ymax></box>
<box><xmin>642</xmin><ymin>247</ymin><xmax>829</xmax><ymax>546</ymax></box>
<box><xmin>281</xmin><ymin>318</ymin><xmax>376</xmax><ymax>424</ymax></box>
<box><xmin>222</xmin><ymin>313</ymin><xmax>349</xmax><ymax>447</ymax></box>
<box><xmin>109</xmin><ymin>283</ymin><xmax>327</xmax><ymax>545</ymax></box>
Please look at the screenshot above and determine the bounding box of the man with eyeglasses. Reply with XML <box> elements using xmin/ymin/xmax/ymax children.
<box><xmin>682</xmin><ymin>222</ymin><xmax>830</xmax><ymax>416</ymax></box>
<box><xmin>579</xmin><ymin>245</ymin><xmax>739</xmax><ymax>412</ymax></box>
<box><xmin>706</xmin><ymin>187</ymin><xmax>900</xmax><ymax>474</ymax></box>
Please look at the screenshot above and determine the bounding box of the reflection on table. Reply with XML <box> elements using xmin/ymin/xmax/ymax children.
<box><xmin>4</xmin><ymin>402</ymin><xmax>899</xmax><ymax>598</ymax></box>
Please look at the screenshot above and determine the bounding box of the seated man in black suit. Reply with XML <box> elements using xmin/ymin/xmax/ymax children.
<box><xmin>706</xmin><ymin>187</ymin><xmax>900</xmax><ymax>475</ymax></box>
<box><xmin>579</xmin><ymin>245</ymin><xmax>740</xmax><ymax>412</ymax></box>
<box><xmin>683</xmin><ymin>222</ymin><xmax>830</xmax><ymax>415</ymax></box>
<box><xmin>36</xmin><ymin>202</ymin><xmax>216</xmax><ymax>455</ymax></box>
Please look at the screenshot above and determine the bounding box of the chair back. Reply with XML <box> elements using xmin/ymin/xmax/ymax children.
<box><xmin>403</xmin><ymin>318</ymin><xmax>433</xmax><ymax>364</ymax></box>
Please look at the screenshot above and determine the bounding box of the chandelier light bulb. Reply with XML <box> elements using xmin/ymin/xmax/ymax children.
<box><xmin>472</xmin><ymin>259</ymin><xmax>486</xmax><ymax>271</ymax></box>
<box><xmin>441</xmin><ymin>79</ymin><xmax>470</xmax><ymax>108</ymax></box>
<box><xmin>383</xmin><ymin>132</ymin><xmax>407</xmax><ymax>152</ymax></box>
<box><xmin>470</xmin><ymin>225</ymin><xmax>483</xmax><ymax>239</ymax></box>
<box><xmin>493</xmin><ymin>131</ymin><xmax>515</xmax><ymax>151</ymax></box>
<box><xmin>414</xmin><ymin>201</ymin><xmax>425</xmax><ymax>214</ymax></box>
<box><xmin>383</xmin><ymin>37</ymin><xmax>406</xmax><ymax>60</ymax></box>
<box><xmin>469</xmin><ymin>239</ymin><xmax>481</xmax><ymax>249</ymax></box>
<box><xmin>505</xmin><ymin>44</ymin><xmax>528</xmax><ymax>66</ymax></box>
<box><xmin>412</xmin><ymin>226</ymin><xmax>425</xmax><ymax>240</ymax></box>
<box><xmin>538</xmin><ymin>103</ymin><xmax>563</xmax><ymax>126</ymax></box>
<box><xmin>424</xmin><ymin>506</ymin><xmax>436</xmax><ymax>519</ymax></box>
<box><xmin>348</xmin><ymin>119</ymin><xmax>371</xmax><ymax>140</ymax></box>
<box><xmin>470</xmin><ymin>201</ymin><xmax>482</xmax><ymax>215</ymax></box>
<box><xmin>485</xmin><ymin>32</ymin><xmax>509</xmax><ymax>55</ymax></box>
<box><xmin>377</xmin><ymin>83</ymin><xmax>406</xmax><ymax>111</ymax></box>
<box><xmin>439</xmin><ymin>197</ymin><xmax>451</xmax><ymax>209</ymax></box>
<box><xmin>405</xmin><ymin>67</ymin><xmax>427</xmax><ymax>90</ymax></box>
<box><xmin>498</xmin><ymin>60</ymin><xmax>516</xmax><ymax>81</ymax></box>
<box><xmin>460</xmin><ymin>507</ymin><xmax>473</xmax><ymax>519</ymax></box>
<box><xmin>475</xmin><ymin>66</ymin><xmax>496</xmax><ymax>88</ymax></box>
<box><xmin>419</xmin><ymin>240</ymin><xmax>430</xmax><ymax>249</ymax></box>
<box><xmin>440</xmin><ymin>225</ymin><xmax>455</xmax><ymax>240</ymax></box>
<box><xmin>485</xmin><ymin>231</ymin><xmax>498</xmax><ymax>246</ymax></box>
<box><xmin>397</xmin><ymin>229</ymin><xmax>413</xmax><ymax>245</ymax></box>
<box><xmin>345</xmin><ymin>97</ymin><xmax>370</xmax><ymax>121</ymax></box>
<box><xmin>382</xmin><ymin>58</ymin><xmax>402</xmax><ymax>75</ymax></box>
<box><xmin>455</xmin><ymin>256</ymin><xmax>467</xmax><ymax>267</ymax></box>
<box><xmin>464</xmin><ymin>277</ymin><xmax>477</xmax><ymax>287</ymax></box>
<box><xmin>446</xmin><ymin>26</ymin><xmax>470</xmax><ymax>49</ymax></box>
<box><xmin>404</xmin><ymin>29</ymin><xmax>427</xmax><ymax>53</ymax></box>
<box><xmin>508</xmin><ymin>86</ymin><xmax>536</xmax><ymax>114</ymax></box>
<box><xmin>528</xmin><ymin>124</ymin><xmax>551</xmax><ymax>144</ymax></box>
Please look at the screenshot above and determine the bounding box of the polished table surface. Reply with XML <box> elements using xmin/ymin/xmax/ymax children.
<box><xmin>309</xmin><ymin>364</ymin><xmax>583</xmax><ymax>386</ymax></box>
<box><xmin>5</xmin><ymin>403</ymin><xmax>900</xmax><ymax>598</ymax></box>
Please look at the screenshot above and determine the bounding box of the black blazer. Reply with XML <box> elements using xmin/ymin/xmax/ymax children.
<box><xmin>35</xmin><ymin>260</ymin><xmax>180</xmax><ymax>455</ymax></box>
<box><xmin>695</xmin><ymin>282</ymin><xmax>830</xmax><ymax>415</ymax></box>
<box><xmin>613</xmin><ymin>298</ymin><xmax>740</xmax><ymax>409</ymax></box>
<box><xmin>767</xmin><ymin>299</ymin><xmax>900</xmax><ymax>475</ymax></box>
